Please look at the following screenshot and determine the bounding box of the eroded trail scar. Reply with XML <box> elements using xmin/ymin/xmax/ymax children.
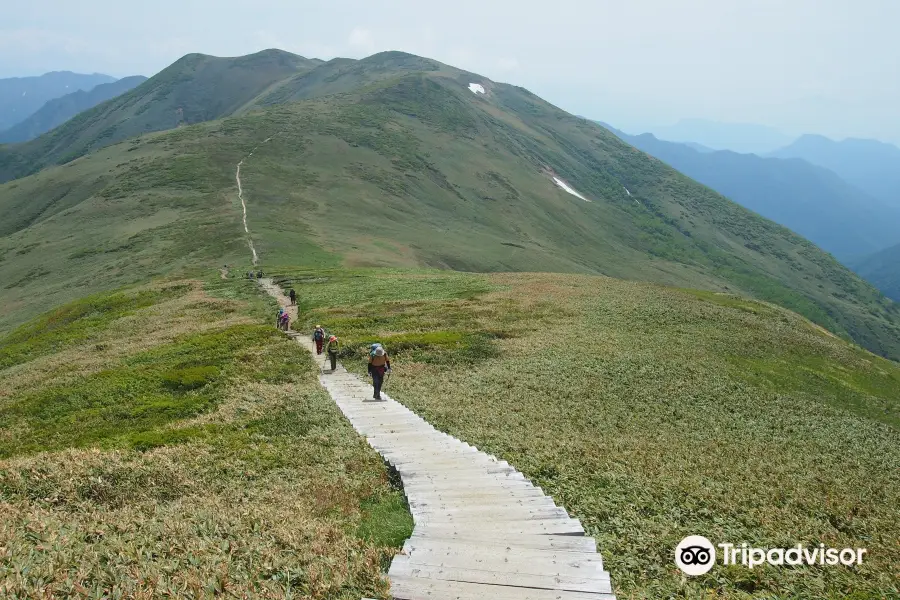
<box><xmin>235</xmin><ymin>160</ymin><xmax>258</xmax><ymax>265</ymax></box>
<box><xmin>234</xmin><ymin>137</ymin><xmax>273</xmax><ymax>266</ymax></box>
<box><xmin>257</xmin><ymin>278</ymin><xmax>617</xmax><ymax>600</ymax></box>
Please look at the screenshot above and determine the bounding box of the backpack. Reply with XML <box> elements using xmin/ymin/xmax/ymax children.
<box><xmin>369</xmin><ymin>343</ymin><xmax>383</xmax><ymax>357</ymax></box>
<box><xmin>314</xmin><ymin>329</ymin><xmax>324</xmax><ymax>341</ymax></box>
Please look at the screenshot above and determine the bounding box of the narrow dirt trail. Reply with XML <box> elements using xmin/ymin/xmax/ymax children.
<box><xmin>257</xmin><ymin>277</ymin><xmax>617</xmax><ymax>600</ymax></box>
<box><xmin>235</xmin><ymin>160</ymin><xmax>258</xmax><ymax>265</ymax></box>
<box><xmin>234</xmin><ymin>136</ymin><xmax>273</xmax><ymax>267</ymax></box>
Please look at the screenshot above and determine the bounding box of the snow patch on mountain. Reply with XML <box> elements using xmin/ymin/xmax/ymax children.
<box><xmin>553</xmin><ymin>177</ymin><xmax>590</xmax><ymax>201</ymax></box>
<box><xmin>468</xmin><ymin>83</ymin><xmax>486</xmax><ymax>95</ymax></box>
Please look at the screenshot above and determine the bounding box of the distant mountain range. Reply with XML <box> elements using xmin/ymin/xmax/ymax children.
<box><xmin>0</xmin><ymin>50</ymin><xmax>320</xmax><ymax>181</ymax></box>
<box><xmin>769</xmin><ymin>135</ymin><xmax>900</xmax><ymax>208</ymax></box>
<box><xmin>0</xmin><ymin>71</ymin><xmax>116</xmax><ymax>131</ymax></box>
<box><xmin>0</xmin><ymin>76</ymin><xmax>147</xmax><ymax>143</ymax></box>
<box><xmin>601</xmin><ymin>124</ymin><xmax>900</xmax><ymax>262</ymax></box>
<box><xmin>647</xmin><ymin>118</ymin><xmax>794</xmax><ymax>155</ymax></box>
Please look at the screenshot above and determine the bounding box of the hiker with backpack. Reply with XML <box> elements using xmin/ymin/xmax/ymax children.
<box><xmin>289</xmin><ymin>288</ymin><xmax>296</xmax><ymax>305</ymax></box>
<box><xmin>276</xmin><ymin>308</ymin><xmax>285</xmax><ymax>329</ymax></box>
<box><xmin>367</xmin><ymin>345</ymin><xmax>391</xmax><ymax>400</ymax></box>
<box><xmin>313</xmin><ymin>325</ymin><xmax>326</xmax><ymax>354</ymax></box>
<box><xmin>325</xmin><ymin>335</ymin><xmax>340</xmax><ymax>371</ymax></box>
<box><xmin>279</xmin><ymin>311</ymin><xmax>290</xmax><ymax>331</ymax></box>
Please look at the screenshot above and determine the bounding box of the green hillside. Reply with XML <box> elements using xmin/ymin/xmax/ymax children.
<box><xmin>248</xmin><ymin>52</ymin><xmax>467</xmax><ymax>107</ymax></box>
<box><xmin>278</xmin><ymin>268</ymin><xmax>900</xmax><ymax>598</ymax></box>
<box><xmin>0</xmin><ymin>49</ymin><xmax>318</xmax><ymax>182</ymax></box>
<box><xmin>1</xmin><ymin>48</ymin><xmax>898</xmax><ymax>598</ymax></box>
<box><xmin>0</xmin><ymin>51</ymin><xmax>898</xmax><ymax>362</ymax></box>
<box><xmin>0</xmin><ymin>53</ymin><xmax>900</xmax><ymax>356</ymax></box>
<box><xmin>0</xmin><ymin>276</ymin><xmax>410</xmax><ymax>598</ymax></box>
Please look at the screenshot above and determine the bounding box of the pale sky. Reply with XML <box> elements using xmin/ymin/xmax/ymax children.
<box><xmin>2</xmin><ymin>0</ymin><xmax>899</xmax><ymax>143</ymax></box>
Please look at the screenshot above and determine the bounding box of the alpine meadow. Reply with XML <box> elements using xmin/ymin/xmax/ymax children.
<box><xmin>0</xmin><ymin>47</ymin><xmax>897</xmax><ymax>600</ymax></box>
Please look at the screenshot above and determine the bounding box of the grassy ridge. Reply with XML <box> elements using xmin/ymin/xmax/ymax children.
<box><xmin>278</xmin><ymin>268</ymin><xmax>900</xmax><ymax>599</ymax></box>
<box><xmin>3</xmin><ymin>61</ymin><xmax>897</xmax><ymax>361</ymax></box>
<box><xmin>0</xmin><ymin>49</ymin><xmax>317</xmax><ymax>182</ymax></box>
<box><xmin>0</xmin><ymin>277</ymin><xmax>412</xmax><ymax>598</ymax></box>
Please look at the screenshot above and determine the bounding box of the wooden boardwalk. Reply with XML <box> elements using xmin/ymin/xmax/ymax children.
<box><xmin>260</xmin><ymin>279</ymin><xmax>616</xmax><ymax>599</ymax></box>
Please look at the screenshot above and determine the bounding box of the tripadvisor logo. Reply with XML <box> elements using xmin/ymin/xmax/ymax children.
<box><xmin>675</xmin><ymin>535</ymin><xmax>716</xmax><ymax>576</ymax></box>
<box><xmin>675</xmin><ymin>536</ymin><xmax>867</xmax><ymax>576</ymax></box>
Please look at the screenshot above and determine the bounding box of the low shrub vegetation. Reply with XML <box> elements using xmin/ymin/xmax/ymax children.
<box><xmin>281</xmin><ymin>268</ymin><xmax>900</xmax><ymax>599</ymax></box>
<box><xmin>0</xmin><ymin>278</ymin><xmax>412</xmax><ymax>599</ymax></box>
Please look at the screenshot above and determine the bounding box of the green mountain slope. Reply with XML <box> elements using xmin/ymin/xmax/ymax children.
<box><xmin>603</xmin><ymin>126</ymin><xmax>900</xmax><ymax>260</ymax></box>
<box><xmin>281</xmin><ymin>268</ymin><xmax>900</xmax><ymax>598</ymax></box>
<box><xmin>0</xmin><ymin>71</ymin><xmax>116</xmax><ymax>131</ymax></box>
<box><xmin>0</xmin><ymin>50</ymin><xmax>319</xmax><ymax>182</ymax></box>
<box><xmin>1</xmin><ymin>51</ymin><xmax>898</xmax><ymax>360</ymax></box>
<box><xmin>853</xmin><ymin>242</ymin><xmax>900</xmax><ymax>301</ymax></box>
<box><xmin>248</xmin><ymin>52</ymin><xmax>463</xmax><ymax>108</ymax></box>
<box><xmin>0</xmin><ymin>76</ymin><xmax>148</xmax><ymax>143</ymax></box>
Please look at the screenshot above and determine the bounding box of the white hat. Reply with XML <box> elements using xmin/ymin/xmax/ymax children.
<box><xmin>374</xmin><ymin>347</ymin><xmax>385</xmax><ymax>356</ymax></box>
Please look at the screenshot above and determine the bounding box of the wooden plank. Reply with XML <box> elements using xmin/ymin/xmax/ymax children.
<box><xmin>390</xmin><ymin>559</ymin><xmax>613</xmax><ymax>594</ymax></box>
<box><xmin>413</xmin><ymin>520</ymin><xmax>585</xmax><ymax>536</ymax></box>
<box><xmin>389</xmin><ymin>575</ymin><xmax>615</xmax><ymax>600</ymax></box>
<box><xmin>407</xmin><ymin>533</ymin><xmax>598</xmax><ymax>553</ymax></box>
<box><xmin>413</xmin><ymin>507</ymin><xmax>571</xmax><ymax>523</ymax></box>
<box><xmin>403</xmin><ymin>536</ymin><xmax>606</xmax><ymax>578</ymax></box>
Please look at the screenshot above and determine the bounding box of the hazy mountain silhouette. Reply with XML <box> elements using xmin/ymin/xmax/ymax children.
<box><xmin>770</xmin><ymin>135</ymin><xmax>900</xmax><ymax>208</ymax></box>
<box><xmin>648</xmin><ymin>118</ymin><xmax>794</xmax><ymax>154</ymax></box>
<box><xmin>0</xmin><ymin>76</ymin><xmax>147</xmax><ymax>143</ymax></box>
<box><xmin>0</xmin><ymin>71</ymin><xmax>115</xmax><ymax>131</ymax></box>
<box><xmin>603</xmin><ymin>124</ymin><xmax>900</xmax><ymax>261</ymax></box>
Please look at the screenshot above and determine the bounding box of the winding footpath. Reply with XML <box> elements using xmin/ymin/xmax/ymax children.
<box><xmin>234</xmin><ymin>137</ymin><xmax>273</xmax><ymax>266</ymax></box>
<box><xmin>258</xmin><ymin>279</ymin><xmax>616</xmax><ymax>599</ymax></box>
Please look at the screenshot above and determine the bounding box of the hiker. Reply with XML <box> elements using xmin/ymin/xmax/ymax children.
<box><xmin>313</xmin><ymin>325</ymin><xmax>326</xmax><ymax>354</ymax></box>
<box><xmin>367</xmin><ymin>346</ymin><xmax>391</xmax><ymax>400</ymax></box>
<box><xmin>279</xmin><ymin>311</ymin><xmax>290</xmax><ymax>331</ymax></box>
<box><xmin>257</xmin><ymin>270</ymin><xmax>263</xmax><ymax>279</ymax></box>
<box><xmin>289</xmin><ymin>288</ymin><xmax>296</xmax><ymax>305</ymax></box>
<box><xmin>276</xmin><ymin>307</ymin><xmax>285</xmax><ymax>328</ymax></box>
<box><xmin>325</xmin><ymin>335</ymin><xmax>340</xmax><ymax>371</ymax></box>
<box><xmin>248</xmin><ymin>271</ymin><xmax>255</xmax><ymax>280</ymax></box>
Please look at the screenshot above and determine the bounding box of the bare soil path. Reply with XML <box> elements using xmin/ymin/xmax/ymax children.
<box><xmin>234</xmin><ymin>136</ymin><xmax>273</xmax><ymax>266</ymax></box>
